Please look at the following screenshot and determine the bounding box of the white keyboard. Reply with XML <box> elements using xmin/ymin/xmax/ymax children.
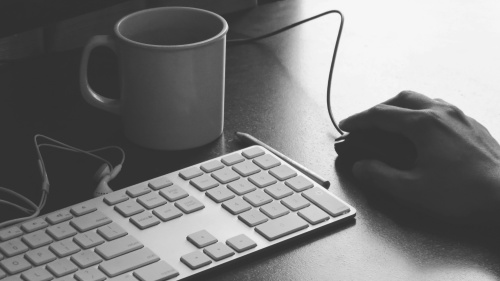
<box><xmin>0</xmin><ymin>146</ymin><xmax>356</xmax><ymax>281</ymax></box>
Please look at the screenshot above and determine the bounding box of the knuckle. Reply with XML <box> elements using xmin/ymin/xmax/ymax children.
<box><xmin>396</xmin><ymin>90</ymin><xmax>415</xmax><ymax>101</ymax></box>
<box><xmin>443</xmin><ymin>104</ymin><xmax>464</xmax><ymax>117</ymax></box>
<box><xmin>435</xmin><ymin>101</ymin><xmax>468</xmax><ymax>122</ymax></box>
<box><xmin>413</xmin><ymin>109</ymin><xmax>439</xmax><ymax>127</ymax></box>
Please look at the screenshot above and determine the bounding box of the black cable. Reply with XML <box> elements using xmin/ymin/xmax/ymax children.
<box><xmin>227</xmin><ymin>10</ymin><xmax>345</xmax><ymax>136</ymax></box>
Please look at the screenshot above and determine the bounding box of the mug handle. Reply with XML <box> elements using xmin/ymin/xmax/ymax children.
<box><xmin>80</xmin><ymin>35</ymin><xmax>121</xmax><ymax>115</ymax></box>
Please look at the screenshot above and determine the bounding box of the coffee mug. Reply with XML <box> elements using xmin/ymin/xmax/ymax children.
<box><xmin>80</xmin><ymin>7</ymin><xmax>228</xmax><ymax>150</ymax></box>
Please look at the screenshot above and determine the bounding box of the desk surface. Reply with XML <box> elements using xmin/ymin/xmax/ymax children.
<box><xmin>2</xmin><ymin>0</ymin><xmax>500</xmax><ymax>280</ymax></box>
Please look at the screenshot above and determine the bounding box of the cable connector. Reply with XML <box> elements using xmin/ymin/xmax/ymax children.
<box><xmin>38</xmin><ymin>159</ymin><xmax>50</xmax><ymax>193</ymax></box>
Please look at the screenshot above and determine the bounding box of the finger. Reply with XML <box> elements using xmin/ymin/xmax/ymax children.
<box><xmin>383</xmin><ymin>90</ymin><xmax>436</xmax><ymax>109</ymax></box>
<box><xmin>339</xmin><ymin>104</ymin><xmax>419</xmax><ymax>138</ymax></box>
<box><xmin>352</xmin><ymin>159</ymin><xmax>413</xmax><ymax>201</ymax></box>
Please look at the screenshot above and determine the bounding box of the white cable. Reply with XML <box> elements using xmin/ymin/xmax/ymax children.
<box><xmin>0</xmin><ymin>199</ymin><xmax>33</xmax><ymax>214</ymax></box>
<box><xmin>0</xmin><ymin>134</ymin><xmax>125</xmax><ymax>229</ymax></box>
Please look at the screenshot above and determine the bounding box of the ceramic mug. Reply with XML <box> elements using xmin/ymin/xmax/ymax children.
<box><xmin>80</xmin><ymin>7</ymin><xmax>228</xmax><ymax>150</ymax></box>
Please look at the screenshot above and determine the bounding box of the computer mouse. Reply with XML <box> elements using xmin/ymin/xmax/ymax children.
<box><xmin>334</xmin><ymin>130</ymin><xmax>417</xmax><ymax>170</ymax></box>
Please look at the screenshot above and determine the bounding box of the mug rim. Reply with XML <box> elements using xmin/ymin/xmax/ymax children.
<box><xmin>115</xmin><ymin>6</ymin><xmax>228</xmax><ymax>49</ymax></box>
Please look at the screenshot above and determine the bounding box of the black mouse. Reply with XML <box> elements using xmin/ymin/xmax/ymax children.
<box><xmin>334</xmin><ymin>130</ymin><xmax>417</xmax><ymax>170</ymax></box>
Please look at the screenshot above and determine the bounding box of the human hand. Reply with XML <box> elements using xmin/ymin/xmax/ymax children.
<box><xmin>339</xmin><ymin>91</ymin><xmax>500</xmax><ymax>225</ymax></box>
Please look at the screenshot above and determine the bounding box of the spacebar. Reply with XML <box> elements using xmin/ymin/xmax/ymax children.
<box><xmin>255</xmin><ymin>214</ymin><xmax>309</xmax><ymax>241</ymax></box>
<box><xmin>99</xmin><ymin>248</ymin><xmax>160</xmax><ymax>277</ymax></box>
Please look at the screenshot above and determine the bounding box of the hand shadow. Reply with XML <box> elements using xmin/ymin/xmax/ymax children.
<box><xmin>334</xmin><ymin>156</ymin><xmax>500</xmax><ymax>277</ymax></box>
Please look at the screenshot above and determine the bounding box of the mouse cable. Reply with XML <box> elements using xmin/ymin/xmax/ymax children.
<box><xmin>227</xmin><ymin>10</ymin><xmax>345</xmax><ymax>136</ymax></box>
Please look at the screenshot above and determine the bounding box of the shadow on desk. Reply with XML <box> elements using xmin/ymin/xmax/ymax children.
<box><xmin>334</xmin><ymin>158</ymin><xmax>500</xmax><ymax>275</ymax></box>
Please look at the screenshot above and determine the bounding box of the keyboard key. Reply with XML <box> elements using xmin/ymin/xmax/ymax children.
<box><xmin>0</xmin><ymin>256</ymin><xmax>32</xmax><ymax>274</ymax></box>
<box><xmin>95</xmin><ymin>236</ymin><xmax>143</xmax><ymax>260</ymax></box>
<box><xmin>147</xmin><ymin>177</ymin><xmax>173</xmax><ymax>191</ymax></box>
<box><xmin>187</xmin><ymin>230</ymin><xmax>217</xmax><ymax>248</ymax></box>
<box><xmin>255</xmin><ymin>214</ymin><xmax>309</xmax><ymax>241</ymax></box>
<box><xmin>21</xmin><ymin>218</ymin><xmax>49</xmax><ymax>233</ymax></box>
<box><xmin>260</xmin><ymin>201</ymin><xmax>290</xmax><ymax>219</ymax></box>
<box><xmin>298</xmin><ymin>206</ymin><xmax>330</xmax><ymax>225</ymax></box>
<box><xmin>98</xmin><ymin>248</ymin><xmax>159</xmax><ymax>277</ymax></box>
<box><xmin>178</xmin><ymin>167</ymin><xmax>203</xmax><ymax>180</ymax></box>
<box><xmin>74</xmin><ymin>267</ymin><xmax>106</xmax><ymax>281</ymax></box>
<box><xmin>109</xmin><ymin>274</ymin><xmax>138</xmax><ymax>281</ymax></box>
<box><xmin>269</xmin><ymin>165</ymin><xmax>297</xmax><ymax>181</ymax></box>
<box><xmin>70</xmin><ymin>204</ymin><xmax>97</xmax><ymax>217</ymax></box>
<box><xmin>70</xmin><ymin>210</ymin><xmax>105</xmax><ymax>232</ymax></box>
<box><xmin>22</xmin><ymin>230</ymin><xmax>53</xmax><ymax>248</ymax></box>
<box><xmin>46</xmin><ymin>210</ymin><xmax>73</xmax><ymax>225</ymax></box>
<box><xmin>0</xmin><ymin>227</ymin><xmax>23</xmax><ymax>241</ymax></box>
<box><xmin>190</xmin><ymin>174</ymin><xmax>219</xmax><ymax>191</ymax></box>
<box><xmin>180</xmin><ymin>251</ymin><xmax>212</xmax><ymax>270</ymax></box>
<box><xmin>243</xmin><ymin>190</ymin><xmax>273</xmax><ymax>207</ymax></box>
<box><xmin>242</xmin><ymin>147</ymin><xmax>265</xmax><ymax>159</ymax></box>
<box><xmin>70</xmin><ymin>250</ymin><xmax>103</xmax><ymax>268</ymax></box>
<box><xmin>264</xmin><ymin>183</ymin><xmax>294</xmax><ymax>199</ymax></box>
<box><xmin>200</xmin><ymin>160</ymin><xmax>224</xmax><ymax>173</ymax></box>
<box><xmin>221</xmin><ymin>153</ymin><xmax>245</xmax><ymax>166</ymax></box>
<box><xmin>114</xmin><ymin>201</ymin><xmax>145</xmax><ymax>218</ymax></box>
<box><xmin>73</xmin><ymin>232</ymin><xmax>104</xmax><ymax>249</ymax></box>
<box><xmin>232</xmin><ymin>161</ymin><xmax>261</xmax><ymax>177</ymax></box>
<box><xmin>70</xmin><ymin>211</ymin><xmax>112</xmax><ymax>232</ymax></box>
<box><xmin>126</xmin><ymin>185</ymin><xmax>151</xmax><ymax>198</ymax></box>
<box><xmin>248</xmin><ymin>172</ymin><xmax>277</xmax><ymax>188</ymax></box>
<box><xmin>21</xmin><ymin>267</ymin><xmax>53</xmax><ymax>281</ymax></box>
<box><xmin>227</xmin><ymin>179</ymin><xmax>256</xmax><ymax>195</ymax></box>
<box><xmin>174</xmin><ymin>196</ymin><xmax>205</xmax><ymax>214</ymax></box>
<box><xmin>46</xmin><ymin>259</ymin><xmax>78</xmax><ymax>277</ymax></box>
<box><xmin>56</xmin><ymin>275</ymin><xmax>78</xmax><ymax>281</ymax></box>
<box><xmin>0</xmin><ymin>238</ymin><xmax>29</xmax><ymax>257</ymax></box>
<box><xmin>226</xmin><ymin>234</ymin><xmax>257</xmax><ymax>253</ymax></box>
<box><xmin>238</xmin><ymin>209</ymin><xmax>268</xmax><ymax>227</ymax></box>
<box><xmin>206</xmin><ymin>186</ymin><xmax>235</xmax><ymax>203</ymax></box>
<box><xmin>203</xmin><ymin>242</ymin><xmax>234</xmax><ymax>261</ymax></box>
<box><xmin>152</xmin><ymin>205</ymin><xmax>183</xmax><ymax>222</ymax></box>
<box><xmin>253</xmin><ymin>154</ymin><xmax>280</xmax><ymax>170</ymax></box>
<box><xmin>49</xmin><ymin>239</ymin><xmax>81</xmax><ymax>257</ymax></box>
<box><xmin>285</xmin><ymin>175</ymin><xmax>314</xmax><ymax>192</ymax></box>
<box><xmin>302</xmin><ymin>188</ymin><xmax>350</xmax><ymax>217</ymax></box>
<box><xmin>0</xmin><ymin>268</ymin><xmax>5</xmax><ymax>279</ymax></box>
<box><xmin>221</xmin><ymin>198</ymin><xmax>252</xmax><ymax>215</ymax></box>
<box><xmin>6</xmin><ymin>276</ymin><xmax>23</xmax><ymax>281</ymax></box>
<box><xmin>24</xmin><ymin>247</ymin><xmax>57</xmax><ymax>266</ymax></box>
<box><xmin>133</xmin><ymin>261</ymin><xmax>179</xmax><ymax>281</ymax></box>
<box><xmin>137</xmin><ymin>193</ymin><xmax>167</xmax><ymax>209</ymax></box>
<box><xmin>130</xmin><ymin>212</ymin><xmax>161</xmax><ymax>230</ymax></box>
<box><xmin>46</xmin><ymin>222</ymin><xmax>78</xmax><ymax>241</ymax></box>
<box><xmin>103</xmin><ymin>192</ymin><xmax>129</xmax><ymax>206</ymax></box>
<box><xmin>159</xmin><ymin>185</ymin><xmax>188</xmax><ymax>202</ymax></box>
<box><xmin>211</xmin><ymin>168</ymin><xmax>240</xmax><ymax>184</ymax></box>
<box><xmin>281</xmin><ymin>194</ymin><xmax>310</xmax><ymax>211</ymax></box>
<box><xmin>96</xmin><ymin>223</ymin><xmax>127</xmax><ymax>241</ymax></box>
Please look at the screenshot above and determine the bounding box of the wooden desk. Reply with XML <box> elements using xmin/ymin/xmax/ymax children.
<box><xmin>1</xmin><ymin>0</ymin><xmax>500</xmax><ymax>280</ymax></box>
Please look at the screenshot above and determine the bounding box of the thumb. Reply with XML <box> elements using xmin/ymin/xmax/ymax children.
<box><xmin>352</xmin><ymin>159</ymin><xmax>410</xmax><ymax>199</ymax></box>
